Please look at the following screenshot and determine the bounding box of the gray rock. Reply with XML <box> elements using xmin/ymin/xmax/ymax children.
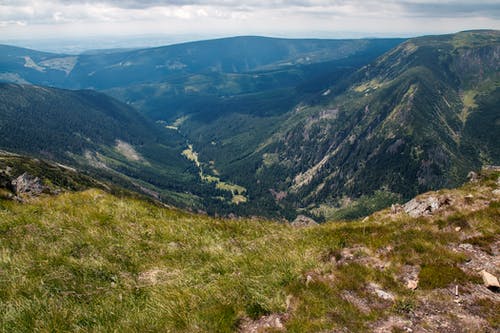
<box><xmin>369</xmin><ymin>283</ymin><xmax>395</xmax><ymax>301</ymax></box>
<box><xmin>403</xmin><ymin>196</ymin><xmax>451</xmax><ymax>218</ymax></box>
<box><xmin>11</xmin><ymin>172</ymin><xmax>46</xmax><ymax>196</ymax></box>
<box><xmin>480</xmin><ymin>270</ymin><xmax>500</xmax><ymax>290</ymax></box>
<box><xmin>458</xmin><ymin>243</ymin><xmax>474</xmax><ymax>251</ymax></box>
<box><xmin>467</xmin><ymin>171</ymin><xmax>478</xmax><ymax>182</ymax></box>
<box><xmin>290</xmin><ymin>215</ymin><xmax>318</xmax><ymax>227</ymax></box>
<box><xmin>375</xmin><ymin>289</ymin><xmax>395</xmax><ymax>301</ymax></box>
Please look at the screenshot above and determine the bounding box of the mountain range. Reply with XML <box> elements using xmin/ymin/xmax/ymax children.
<box><xmin>246</xmin><ymin>30</ymin><xmax>500</xmax><ymax>218</ymax></box>
<box><xmin>0</xmin><ymin>31</ymin><xmax>498</xmax><ymax>218</ymax></box>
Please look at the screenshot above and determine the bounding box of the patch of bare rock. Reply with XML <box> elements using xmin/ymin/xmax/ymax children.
<box><xmin>402</xmin><ymin>195</ymin><xmax>452</xmax><ymax>218</ymax></box>
<box><xmin>0</xmin><ymin>171</ymin><xmax>50</xmax><ymax>201</ymax></box>
<box><xmin>334</xmin><ymin>245</ymin><xmax>390</xmax><ymax>271</ymax></box>
<box><xmin>452</xmin><ymin>240</ymin><xmax>499</xmax><ymax>278</ymax></box>
<box><xmin>238</xmin><ymin>313</ymin><xmax>288</xmax><ymax>333</ymax></box>
<box><xmin>290</xmin><ymin>214</ymin><xmax>318</xmax><ymax>227</ymax></box>
<box><xmin>12</xmin><ymin>172</ymin><xmax>47</xmax><ymax>196</ymax></box>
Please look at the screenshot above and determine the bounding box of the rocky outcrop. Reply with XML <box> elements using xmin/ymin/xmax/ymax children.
<box><xmin>290</xmin><ymin>215</ymin><xmax>318</xmax><ymax>227</ymax></box>
<box><xmin>11</xmin><ymin>172</ymin><xmax>47</xmax><ymax>197</ymax></box>
<box><xmin>467</xmin><ymin>171</ymin><xmax>479</xmax><ymax>182</ymax></box>
<box><xmin>403</xmin><ymin>195</ymin><xmax>451</xmax><ymax>218</ymax></box>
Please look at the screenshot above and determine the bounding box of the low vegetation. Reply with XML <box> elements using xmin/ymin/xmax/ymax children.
<box><xmin>0</xmin><ymin>168</ymin><xmax>498</xmax><ymax>332</ymax></box>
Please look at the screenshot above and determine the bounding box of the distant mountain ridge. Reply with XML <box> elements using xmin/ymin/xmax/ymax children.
<box><xmin>0</xmin><ymin>31</ymin><xmax>498</xmax><ymax>218</ymax></box>
<box><xmin>0</xmin><ymin>36</ymin><xmax>405</xmax><ymax>122</ymax></box>
<box><xmin>0</xmin><ymin>36</ymin><xmax>405</xmax><ymax>87</ymax></box>
<box><xmin>245</xmin><ymin>30</ymin><xmax>500</xmax><ymax>218</ymax></box>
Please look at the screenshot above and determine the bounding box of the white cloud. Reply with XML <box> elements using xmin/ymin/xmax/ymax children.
<box><xmin>0</xmin><ymin>0</ymin><xmax>498</xmax><ymax>41</ymax></box>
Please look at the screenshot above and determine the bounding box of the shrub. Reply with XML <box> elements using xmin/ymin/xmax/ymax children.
<box><xmin>418</xmin><ymin>264</ymin><xmax>474</xmax><ymax>289</ymax></box>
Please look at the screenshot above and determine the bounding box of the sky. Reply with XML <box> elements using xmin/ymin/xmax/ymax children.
<box><xmin>1</xmin><ymin>0</ymin><xmax>499</xmax><ymax>51</ymax></box>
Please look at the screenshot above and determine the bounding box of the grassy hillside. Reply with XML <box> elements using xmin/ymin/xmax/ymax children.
<box><xmin>0</xmin><ymin>166</ymin><xmax>498</xmax><ymax>332</ymax></box>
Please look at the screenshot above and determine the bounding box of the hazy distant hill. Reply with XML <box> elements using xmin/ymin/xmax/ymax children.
<box><xmin>0</xmin><ymin>44</ymin><xmax>74</xmax><ymax>86</ymax></box>
<box><xmin>0</xmin><ymin>36</ymin><xmax>404</xmax><ymax>118</ymax></box>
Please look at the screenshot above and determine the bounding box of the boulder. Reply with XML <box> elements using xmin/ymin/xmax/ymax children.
<box><xmin>467</xmin><ymin>171</ymin><xmax>478</xmax><ymax>182</ymax></box>
<box><xmin>403</xmin><ymin>196</ymin><xmax>451</xmax><ymax>218</ymax></box>
<box><xmin>480</xmin><ymin>270</ymin><xmax>500</xmax><ymax>290</ymax></box>
<box><xmin>291</xmin><ymin>215</ymin><xmax>318</xmax><ymax>227</ymax></box>
<box><xmin>406</xmin><ymin>279</ymin><xmax>418</xmax><ymax>290</ymax></box>
<box><xmin>369</xmin><ymin>283</ymin><xmax>395</xmax><ymax>301</ymax></box>
<box><xmin>11</xmin><ymin>172</ymin><xmax>46</xmax><ymax>196</ymax></box>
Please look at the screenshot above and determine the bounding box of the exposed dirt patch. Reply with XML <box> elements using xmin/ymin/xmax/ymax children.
<box><xmin>370</xmin><ymin>315</ymin><xmax>413</xmax><ymax>333</ymax></box>
<box><xmin>336</xmin><ymin>245</ymin><xmax>390</xmax><ymax>270</ymax></box>
<box><xmin>137</xmin><ymin>268</ymin><xmax>177</xmax><ymax>287</ymax></box>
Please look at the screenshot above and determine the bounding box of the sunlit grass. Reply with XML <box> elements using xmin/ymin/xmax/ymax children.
<box><xmin>1</xmin><ymin>171</ymin><xmax>499</xmax><ymax>331</ymax></box>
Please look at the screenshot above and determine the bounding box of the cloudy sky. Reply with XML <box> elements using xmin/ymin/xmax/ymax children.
<box><xmin>1</xmin><ymin>1</ymin><xmax>499</xmax><ymax>45</ymax></box>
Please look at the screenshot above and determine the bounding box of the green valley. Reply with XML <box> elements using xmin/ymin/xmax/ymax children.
<box><xmin>0</xmin><ymin>31</ymin><xmax>499</xmax><ymax>219</ymax></box>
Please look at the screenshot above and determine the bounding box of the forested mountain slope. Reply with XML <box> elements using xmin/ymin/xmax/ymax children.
<box><xmin>231</xmin><ymin>30</ymin><xmax>500</xmax><ymax>218</ymax></box>
<box><xmin>0</xmin><ymin>83</ymin><xmax>211</xmax><ymax>209</ymax></box>
<box><xmin>1</xmin><ymin>32</ymin><xmax>498</xmax><ymax>219</ymax></box>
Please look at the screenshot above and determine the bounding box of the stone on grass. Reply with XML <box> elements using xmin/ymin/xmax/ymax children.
<box><xmin>480</xmin><ymin>270</ymin><xmax>500</xmax><ymax>290</ymax></box>
<box><xmin>291</xmin><ymin>215</ymin><xmax>318</xmax><ymax>227</ymax></box>
<box><xmin>407</xmin><ymin>280</ymin><xmax>418</xmax><ymax>290</ymax></box>
<box><xmin>11</xmin><ymin>172</ymin><xmax>46</xmax><ymax>196</ymax></box>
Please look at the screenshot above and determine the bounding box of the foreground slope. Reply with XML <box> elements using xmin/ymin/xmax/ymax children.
<box><xmin>245</xmin><ymin>30</ymin><xmax>500</xmax><ymax>218</ymax></box>
<box><xmin>0</xmin><ymin>162</ymin><xmax>498</xmax><ymax>331</ymax></box>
